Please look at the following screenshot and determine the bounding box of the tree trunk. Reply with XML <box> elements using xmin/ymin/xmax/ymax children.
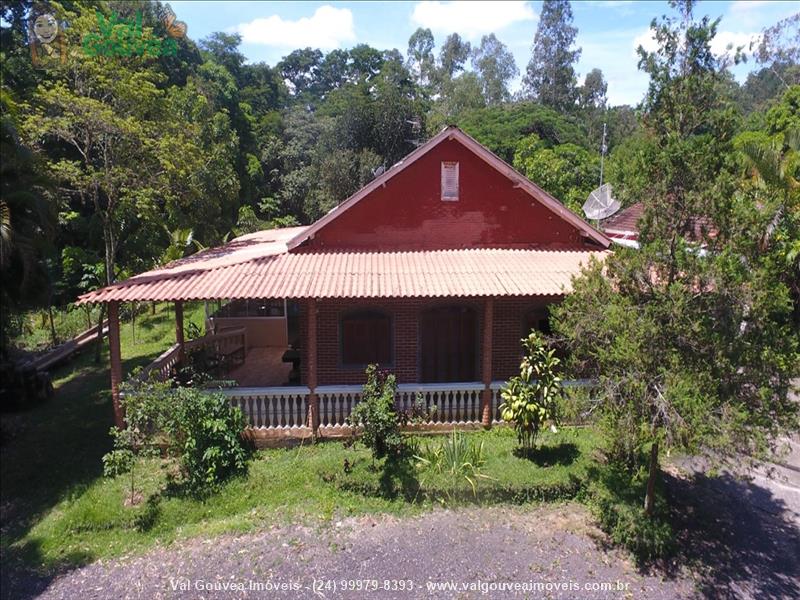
<box><xmin>94</xmin><ymin>303</ymin><xmax>106</xmax><ymax>364</ymax></box>
<box><xmin>644</xmin><ymin>440</ymin><xmax>659</xmax><ymax>516</ymax></box>
<box><xmin>47</xmin><ymin>305</ymin><xmax>58</xmax><ymax>347</ymax></box>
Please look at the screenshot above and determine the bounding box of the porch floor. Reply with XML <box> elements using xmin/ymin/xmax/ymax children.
<box><xmin>226</xmin><ymin>347</ymin><xmax>293</xmax><ymax>387</ymax></box>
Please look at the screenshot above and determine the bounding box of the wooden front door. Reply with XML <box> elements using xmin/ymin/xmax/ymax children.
<box><xmin>420</xmin><ymin>306</ymin><xmax>477</xmax><ymax>382</ymax></box>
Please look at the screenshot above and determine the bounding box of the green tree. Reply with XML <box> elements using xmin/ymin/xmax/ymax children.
<box><xmin>471</xmin><ymin>34</ymin><xmax>518</xmax><ymax>105</ymax></box>
<box><xmin>430</xmin><ymin>72</ymin><xmax>486</xmax><ymax>129</ymax></box>
<box><xmin>554</xmin><ymin>0</ymin><xmax>800</xmax><ymax>517</ymax></box>
<box><xmin>438</xmin><ymin>33</ymin><xmax>471</xmax><ymax>81</ymax></box>
<box><xmin>278</xmin><ymin>47</ymin><xmax>323</xmax><ymax>100</ymax></box>
<box><xmin>457</xmin><ymin>102</ymin><xmax>589</xmax><ymax>162</ymax></box>
<box><xmin>0</xmin><ymin>89</ymin><xmax>54</xmax><ymax>352</ymax></box>
<box><xmin>407</xmin><ymin>27</ymin><xmax>436</xmax><ymax>89</ymax></box>
<box><xmin>735</xmin><ymin>87</ymin><xmax>800</xmax><ymax>324</ymax></box>
<box><xmin>579</xmin><ymin>68</ymin><xmax>608</xmax><ymax>111</ymax></box>
<box><xmin>513</xmin><ymin>135</ymin><xmax>599</xmax><ymax>212</ymax></box>
<box><xmin>522</xmin><ymin>0</ymin><xmax>581</xmax><ymax>111</ymax></box>
<box><xmin>199</xmin><ymin>32</ymin><xmax>245</xmax><ymax>82</ymax></box>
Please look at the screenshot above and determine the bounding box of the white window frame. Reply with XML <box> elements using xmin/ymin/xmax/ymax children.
<box><xmin>441</xmin><ymin>161</ymin><xmax>459</xmax><ymax>201</ymax></box>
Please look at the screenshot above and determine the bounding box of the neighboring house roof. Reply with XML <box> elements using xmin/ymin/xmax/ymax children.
<box><xmin>602</xmin><ymin>202</ymin><xmax>715</xmax><ymax>248</ymax></box>
<box><xmin>603</xmin><ymin>203</ymin><xmax>643</xmax><ymax>239</ymax></box>
<box><xmin>288</xmin><ymin>126</ymin><xmax>611</xmax><ymax>250</ymax></box>
<box><xmin>78</xmin><ymin>245</ymin><xmax>607</xmax><ymax>303</ymax></box>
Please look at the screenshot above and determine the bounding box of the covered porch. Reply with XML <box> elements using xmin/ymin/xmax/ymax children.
<box><xmin>118</xmin><ymin>296</ymin><xmax>504</xmax><ymax>444</ymax></box>
<box><xmin>79</xmin><ymin>227</ymin><xmax>604</xmax><ymax>444</ymax></box>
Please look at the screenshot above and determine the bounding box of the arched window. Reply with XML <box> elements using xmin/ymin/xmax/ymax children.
<box><xmin>524</xmin><ymin>308</ymin><xmax>552</xmax><ymax>337</ymax></box>
<box><xmin>340</xmin><ymin>310</ymin><xmax>392</xmax><ymax>367</ymax></box>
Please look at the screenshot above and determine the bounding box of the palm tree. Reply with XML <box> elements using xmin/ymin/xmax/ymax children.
<box><xmin>739</xmin><ymin>128</ymin><xmax>800</xmax><ymax>323</ymax></box>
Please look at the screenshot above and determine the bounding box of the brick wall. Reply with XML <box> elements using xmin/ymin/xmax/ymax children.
<box><xmin>298</xmin><ymin>295</ymin><xmax>561</xmax><ymax>386</ymax></box>
<box><xmin>492</xmin><ymin>296</ymin><xmax>561</xmax><ymax>381</ymax></box>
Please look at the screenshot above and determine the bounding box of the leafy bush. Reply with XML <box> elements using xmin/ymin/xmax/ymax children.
<box><xmin>398</xmin><ymin>393</ymin><xmax>437</xmax><ymax>425</ymax></box>
<box><xmin>415</xmin><ymin>430</ymin><xmax>491</xmax><ymax>499</ymax></box>
<box><xmin>173</xmin><ymin>387</ymin><xmax>250</xmax><ymax>493</ymax></box>
<box><xmin>500</xmin><ymin>332</ymin><xmax>562</xmax><ymax>451</ymax></box>
<box><xmin>349</xmin><ymin>365</ymin><xmax>406</xmax><ymax>460</ymax></box>
<box><xmin>104</xmin><ymin>380</ymin><xmax>250</xmax><ymax>497</ymax></box>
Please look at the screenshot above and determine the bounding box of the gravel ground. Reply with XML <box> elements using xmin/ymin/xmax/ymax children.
<box><xmin>4</xmin><ymin>440</ymin><xmax>799</xmax><ymax>600</ymax></box>
<box><xmin>5</xmin><ymin>504</ymin><xmax>695</xmax><ymax>600</ymax></box>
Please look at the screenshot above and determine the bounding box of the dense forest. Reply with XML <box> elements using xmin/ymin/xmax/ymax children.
<box><xmin>0</xmin><ymin>0</ymin><xmax>798</xmax><ymax>351</ymax></box>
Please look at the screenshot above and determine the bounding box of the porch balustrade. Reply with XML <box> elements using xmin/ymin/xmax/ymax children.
<box><xmin>138</xmin><ymin>327</ymin><xmax>247</xmax><ymax>383</ymax></box>
<box><xmin>222</xmin><ymin>386</ymin><xmax>310</xmax><ymax>429</ymax></box>
<box><xmin>139</xmin><ymin>343</ymin><xmax>593</xmax><ymax>437</ymax></box>
<box><xmin>225</xmin><ymin>382</ymin><xmax>493</xmax><ymax>430</ymax></box>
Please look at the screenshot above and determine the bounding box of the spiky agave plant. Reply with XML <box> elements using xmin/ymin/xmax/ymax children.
<box><xmin>415</xmin><ymin>429</ymin><xmax>490</xmax><ymax>499</ymax></box>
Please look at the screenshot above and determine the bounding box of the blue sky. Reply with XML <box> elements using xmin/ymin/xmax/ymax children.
<box><xmin>171</xmin><ymin>1</ymin><xmax>798</xmax><ymax>106</ymax></box>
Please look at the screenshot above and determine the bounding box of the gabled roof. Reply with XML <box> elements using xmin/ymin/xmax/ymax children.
<box><xmin>287</xmin><ymin>126</ymin><xmax>611</xmax><ymax>250</ymax></box>
<box><xmin>76</xmin><ymin>127</ymin><xmax>613</xmax><ymax>305</ymax></box>
<box><xmin>603</xmin><ymin>202</ymin><xmax>643</xmax><ymax>239</ymax></box>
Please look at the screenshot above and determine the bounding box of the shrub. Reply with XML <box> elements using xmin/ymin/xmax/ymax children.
<box><xmin>173</xmin><ymin>387</ymin><xmax>250</xmax><ymax>493</ymax></box>
<box><xmin>104</xmin><ymin>380</ymin><xmax>250</xmax><ymax>497</ymax></box>
<box><xmin>349</xmin><ymin>365</ymin><xmax>406</xmax><ymax>460</ymax></box>
<box><xmin>585</xmin><ymin>464</ymin><xmax>675</xmax><ymax>563</ymax></box>
<box><xmin>415</xmin><ymin>430</ymin><xmax>491</xmax><ymax>499</ymax></box>
<box><xmin>499</xmin><ymin>331</ymin><xmax>562</xmax><ymax>451</ymax></box>
<box><xmin>102</xmin><ymin>383</ymin><xmax>171</xmax><ymax>505</ymax></box>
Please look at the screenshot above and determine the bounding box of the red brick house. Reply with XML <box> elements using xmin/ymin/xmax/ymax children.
<box><xmin>79</xmin><ymin>127</ymin><xmax>610</xmax><ymax>442</ymax></box>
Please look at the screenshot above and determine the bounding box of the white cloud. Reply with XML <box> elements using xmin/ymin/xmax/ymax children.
<box><xmin>631</xmin><ymin>29</ymin><xmax>658</xmax><ymax>56</ymax></box>
<box><xmin>710</xmin><ymin>30</ymin><xmax>761</xmax><ymax>58</ymax></box>
<box><xmin>411</xmin><ymin>1</ymin><xmax>536</xmax><ymax>40</ymax></box>
<box><xmin>631</xmin><ymin>27</ymin><xmax>760</xmax><ymax>60</ymax></box>
<box><xmin>235</xmin><ymin>5</ymin><xmax>355</xmax><ymax>49</ymax></box>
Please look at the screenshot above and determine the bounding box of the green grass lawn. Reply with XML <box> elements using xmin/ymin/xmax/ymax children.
<box><xmin>2</xmin><ymin>303</ymin><xmax>604</xmax><ymax>574</ymax></box>
<box><xmin>1</xmin><ymin>302</ymin><xmax>206</xmax><ymax>569</ymax></box>
<box><xmin>9</xmin><ymin>427</ymin><xmax>600</xmax><ymax>571</ymax></box>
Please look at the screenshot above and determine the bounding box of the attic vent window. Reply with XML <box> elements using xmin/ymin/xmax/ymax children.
<box><xmin>441</xmin><ymin>161</ymin><xmax>459</xmax><ymax>201</ymax></box>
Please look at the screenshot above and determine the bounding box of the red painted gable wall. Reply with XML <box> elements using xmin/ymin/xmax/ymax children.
<box><xmin>303</xmin><ymin>139</ymin><xmax>587</xmax><ymax>250</ymax></box>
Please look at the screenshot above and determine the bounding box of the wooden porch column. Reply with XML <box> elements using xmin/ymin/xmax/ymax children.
<box><xmin>306</xmin><ymin>297</ymin><xmax>320</xmax><ymax>436</ymax></box>
<box><xmin>481</xmin><ymin>297</ymin><xmax>494</xmax><ymax>427</ymax></box>
<box><xmin>175</xmin><ymin>300</ymin><xmax>185</xmax><ymax>362</ymax></box>
<box><xmin>108</xmin><ymin>301</ymin><xmax>125</xmax><ymax>429</ymax></box>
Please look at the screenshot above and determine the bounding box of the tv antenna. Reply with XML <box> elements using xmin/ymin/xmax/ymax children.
<box><xmin>582</xmin><ymin>123</ymin><xmax>620</xmax><ymax>222</ymax></box>
<box><xmin>599</xmin><ymin>122</ymin><xmax>607</xmax><ymax>187</ymax></box>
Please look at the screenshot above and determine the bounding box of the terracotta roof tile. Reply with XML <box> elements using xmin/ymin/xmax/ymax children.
<box><xmin>78</xmin><ymin>240</ymin><xmax>607</xmax><ymax>304</ymax></box>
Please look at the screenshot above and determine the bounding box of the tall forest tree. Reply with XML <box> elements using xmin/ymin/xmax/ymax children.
<box><xmin>522</xmin><ymin>0</ymin><xmax>581</xmax><ymax>111</ymax></box>
<box><xmin>406</xmin><ymin>27</ymin><xmax>436</xmax><ymax>90</ymax></box>
<box><xmin>471</xmin><ymin>34</ymin><xmax>518</xmax><ymax>105</ymax></box>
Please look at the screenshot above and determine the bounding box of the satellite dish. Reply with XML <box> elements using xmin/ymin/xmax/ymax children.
<box><xmin>582</xmin><ymin>184</ymin><xmax>620</xmax><ymax>220</ymax></box>
<box><xmin>372</xmin><ymin>165</ymin><xmax>386</xmax><ymax>177</ymax></box>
